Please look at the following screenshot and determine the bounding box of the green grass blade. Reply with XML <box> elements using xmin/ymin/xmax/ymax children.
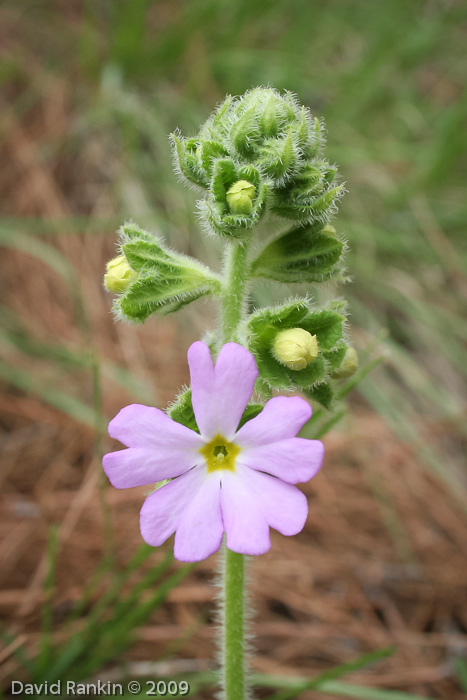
<box><xmin>264</xmin><ymin>646</ymin><xmax>395</xmax><ymax>700</ymax></box>
<box><xmin>34</xmin><ymin>527</ymin><xmax>59</xmax><ymax>677</ymax></box>
<box><xmin>315</xmin><ymin>680</ymin><xmax>436</xmax><ymax>700</ymax></box>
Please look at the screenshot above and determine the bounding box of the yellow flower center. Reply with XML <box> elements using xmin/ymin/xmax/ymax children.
<box><xmin>199</xmin><ymin>434</ymin><xmax>240</xmax><ymax>473</ymax></box>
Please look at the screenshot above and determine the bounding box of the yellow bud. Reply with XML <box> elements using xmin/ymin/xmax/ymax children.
<box><xmin>104</xmin><ymin>255</ymin><xmax>137</xmax><ymax>293</ymax></box>
<box><xmin>226</xmin><ymin>180</ymin><xmax>256</xmax><ymax>214</ymax></box>
<box><xmin>322</xmin><ymin>224</ymin><xmax>337</xmax><ymax>237</ymax></box>
<box><xmin>331</xmin><ymin>347</ymin><xmax>358</xmax><ymax>379</ymax></box>
<box><xmin>272</xmin><ymin>328</ymin><xmax>319</xmax><ymax>371</ymax></box>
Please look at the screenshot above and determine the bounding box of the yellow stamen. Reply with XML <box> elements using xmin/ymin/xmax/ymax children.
<box><xmin>200</xmin><ymin>434</ymin><xmax>240</xmax><ymax>473</ymax></box>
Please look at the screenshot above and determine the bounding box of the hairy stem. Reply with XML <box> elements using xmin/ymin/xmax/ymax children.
<box><xmin>221</xmin><ymin>241</ymin><xmax>250</xmax><ymax>344</ymax></box>
<box><xmin>222</xmin><ymin>549</ymin><xmax>246</xmax><ymax>700</ymax></box>
<box><xmin>219</xmin><ymin>239</ymin><xmax>251</xmax><ymax>700</ymax></box>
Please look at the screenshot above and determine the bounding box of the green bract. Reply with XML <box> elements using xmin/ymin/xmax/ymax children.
<box><xmin>168</xmin><ymin>387</ymin><xmax>263</xmax><ymax>432</ymax></box>
<box><xmin>247</xmin><ymin>299</ymin><xmax>351</xmax><ymax>406</ymax></box>
<box><xmin>171</xmin><ymin>88</ymin><xmax>342</xmax><ymax>239</ymax></box>
<box><xmin>112</xmin><ymin>223</ymin><xmax>221</xmax><ymax>323</ymax></box>
<box><xmin>251</xmin><ymin>221</ymin><xmax>346</xmax><ymax>284</ymax></box>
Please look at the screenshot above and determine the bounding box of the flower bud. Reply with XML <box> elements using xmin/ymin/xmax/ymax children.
<box><xmin>272</xmin><ymin>328</ymin><xmax>319</xmax><ymax>370</ymax></box>
<box><xmin>226</xmin><ymin>180</ymin><xmax>256</xmax><ymax>214</ymax></box>
<box><xmin>331</xmin><ymin>347</ymin><xmax>358</xmax><ymax>379</ymax></box>
<box><xmin>323</xmin><ymin>224</ymin><xmax>337</xmax><ymax>237</ymax></box>
<box><xmin>104</xmin><ymin>255</ymin><xmax>137</xmax><ymax>293</ymax></box>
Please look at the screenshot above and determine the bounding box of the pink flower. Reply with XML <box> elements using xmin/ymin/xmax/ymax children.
<box><xmin>103</xmin><ymin>342</ymin><xmax>324</xmax><ymax>562</ymax></box>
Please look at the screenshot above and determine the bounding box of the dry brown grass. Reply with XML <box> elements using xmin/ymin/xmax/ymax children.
<box><xmin>2</xmin><ymin>377</ymin><xmax>467</xmax><ymax>699</ymax></box>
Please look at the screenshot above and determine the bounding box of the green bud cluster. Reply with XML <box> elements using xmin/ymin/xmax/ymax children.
<box><xmin>246</xmin><ymin>299</ymin><xmax>351</xmax><ymax>409</ymax></box>
<box><xmin>105</xmin><ymin>88</ymin><xmax>357</xmax><ymax>410</ymax></box>
<box><xmin>171</xmin><ymin>88</ymin><xmax>343</xmax><ymax>239</ymax></box>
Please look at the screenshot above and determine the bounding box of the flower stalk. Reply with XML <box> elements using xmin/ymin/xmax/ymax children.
<box><xmin>221</xmin><ymin>241</ymin><xmax>251</xmax><ymax>345</ymax></box>
<box><xmin>222</xmin><ymin>549</ymin><xmax>246</xmax><ymax>700</ymax></box>
<box><xmin>219</xmin><ymin>240</ymin><xmax>251</xmax><ymax>700</ymax></box>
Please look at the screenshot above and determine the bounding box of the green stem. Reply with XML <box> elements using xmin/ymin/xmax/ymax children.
<box><xmin>221</xmin><ymin>241</ymin><xmax>250</xmax><ymax>343</ymax></box>
<box><xmin>219</xmin><ymin>239</ymin><xmax>251</xmax><ymax>700</ymax></box>
<box><xmin>222</xmin><ymin>549</ymin><xmax>246</xmax><ymax>700</ymax></box>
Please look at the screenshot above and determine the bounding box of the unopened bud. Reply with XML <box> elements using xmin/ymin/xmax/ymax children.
<box><xmin>273</xmin><ymin>328</ymin><xmax>319</xmax><ymax>370</ymax></box>
<box><xmin>331</xmin><ymin>347</ymin><xmax>358</xmax><ymax>379</ymax></box>
<box><xmin>104</xmin><ymin>255</ymin><xmax>137</xmax><ymax>293</ymax></box>
<box><xmin>226</xmin><ymin>180</ymin><xmax>256</xmax><ymax>214</ymax></box>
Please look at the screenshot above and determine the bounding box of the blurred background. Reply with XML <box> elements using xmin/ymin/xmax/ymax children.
<box><xmin>1</xmin><ymin>0</ymin><xmax>466</xmax><ymax>698</ymax></box>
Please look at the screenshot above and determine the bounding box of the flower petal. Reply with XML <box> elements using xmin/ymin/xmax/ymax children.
<box><xmin>140</xmin><ymin>467</ymin><xmax>205</xmax><ymax>548</ymax></box>
<box><xmin>239</xmin><ymin>437</ymin><xmax>324</xmax><ymax>484</ymax></box>
<box><xmin>188</xmin><ymin>341</ymin><xmax>258</xmax><ymax>439</ymax></box>
<box><xmin>108</xmin><ymin>404</ymin><xmax>203</xmax><ymax>449</ymax></box>
<box><xmin>238</xmin><ymin>465</ymin><xmax>309</xmax><ymax>536</ymax></box>
<box><xmin>220</xmin><ymin>469</ymin><xmax>271</xmax><ymax>555</ymax></box>
<box><xmin>235</xmin><ymin>395</ymin><xmax>312</xmax><ymax>447</ymax></box>
<box><xmin>174</xmin><ymin>472</ymin><xmax>224</xmax><ymax>562</ymax></box>
<box><xmin>103</xmin><ymin>446</ymin><xmax>202</xmax><ymax>489</ymax></box>
<box><xmin>213</xmin><ymin>343</ymin><xmax>259</xmax><ymax>438</ymax></box>
<box><xmin>187</xmin><ymin>341</ymin><xmax>216</xmax><ymax>437</ymax></box>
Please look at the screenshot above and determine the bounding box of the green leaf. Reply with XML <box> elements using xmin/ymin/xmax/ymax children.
<box><xmin>197</xmin><ymin>140</ymin><xmax>229</xmax><ymax>176</ymax></box>
<box><xmin>303</xmin><ymin>381</ymin><xmax>335</xmax><ymax>410</ymax></box>
<box><xmin>289</xmin><ymin>356</ymin><xmax>326</xmax><ymax>387</ymax></box>
<box><xmin>210</xmin><ymin>158</ymin><xmax>238</xmax><ymax>203</ymax></box>
<box><xmin>254</xmin><ymin>347</ymin><xmax>291</xmax><ymax>389</ymax></box>
<box><xmin>231</xmin><ymin>107</ymin><xmax>260</xmax><ymax>157</ymax></box>
<box><xmin>250</xmin><ymin>181</ymin><xmax>270</xmax><ymax>220</ymax></box>
<box><xmin>272</xmin><ymin>161</ymin><xmax>335</xmax><ymax>206</ymax></box>
<box><xmin>117</xmin><ymin>273</ymin><xmax>212</xmax><ymax>322</ymax></box>
<box><xmin>258</xmin><ymin>131</ymin><xmax>298</xmax><ymax>181</ymax></box>
<box><xmin>169</xmin><ymin>389</ymin><xmax>263</xmax><ymax>432</ymax></box>
<box><xmin>251</xmin><ymin>224</ymin><xmax>344</xmax><ymax>283</ymax></box>
<box><xmin>212</xmin><ymin>94</ymin><xmax>233</xmax><ymax>128</ymax></box>
<box><xmin>323</xmin><ymin>345</ymin><xmax>347</xmax><ymax>369</ymax></box>
<box><xmin>169</xmin><ymin>133</ymin><xmax>208</xmax><ymax>188</ymax></box>
<box><xmin>237</xmin><ymin>403</ymin><xmax>263</xmax><ymax>428</ymax></box>
<box><xmin>272</xmin><ymin>184</ymin><xmax>344</xmax><ymax>222</ymax></box>
<box><xmin>293</xmin><ymin>106</ymin><xmax>320</xmax><ymax>158</ymax></box>
<box><xmin>248</xmin><ymin>300</ymin><xmax>310</xmax><ymax>338</ymax></box>
<box><xmin>119</xmin><ymin>221</ymin><xmax>157</xmax><ymax>243</ymax></box>
<box><xmin>237</xmin><ymin>164</ymin><xmax>261</xmax><ymax>188</ymax></box>
<box><xmin>300</xmin><ymin>308</ymin><xmax>345</xmax><ymax>350</ymax></box>
<box><xmin>260</xmin><ymin>94</ymin><xmax>279</xmax><ymax>137</ymax></box>
<box><xmin>168</xmin><ymin>389</ymin><xmax>199</xmax><ymax>432</ymax></box>
<box><xmin>122</xmin><ymin>239</ymin><xmax>172</xmax><ymax>271</ymax></box>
